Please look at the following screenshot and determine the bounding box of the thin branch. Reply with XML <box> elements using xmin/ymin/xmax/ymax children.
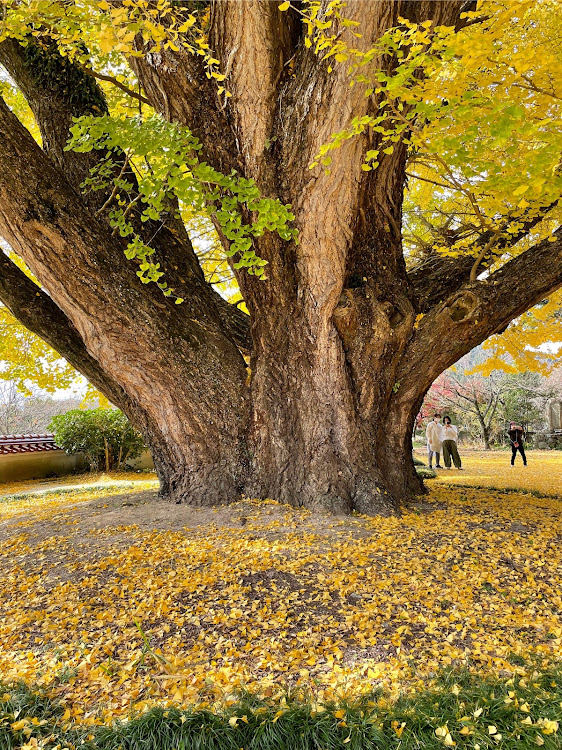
<box><xmin>469</xmin><ymin>227</ymin><xmax>501</xmax><ymax>282</ymax></box>
<box><xmin>77</xmin><ymin>63</ymin><xmax>151</xmax><ymax>106</ymax></box>
<box><xmin>96</xmin><ymin>149</ymin><xmax>131</xmax><ymax>217</ymax></box>
<box><xmin>406</xmin><ymin>171</ymin><xmax>455</xmax><ymax>191</ymax></box>
<box><xmin>111</xmin><ymin>194</ymin><xmax>142</xmax><ymax>237</ymax></box>
<box><xmin>389</xmin><ymin>101</ymin><xmax>490</xmax><ymax>232</ymax></box>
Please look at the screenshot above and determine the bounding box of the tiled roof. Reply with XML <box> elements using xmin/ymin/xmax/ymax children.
<box><xmin>0</xmin><ymin>434</ymin><xmax>61</xmax><ymax>455</ymax></box>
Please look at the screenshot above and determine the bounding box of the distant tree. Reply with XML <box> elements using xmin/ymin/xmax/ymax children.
<box><xmin>0</xmin><ymin>381</ymin><xmax>21</xmax><ymax>435</ymax></box>
<box><xmin>545</xmin><ymin>367</ymin><xmax>562</xmax><ymax>400</ymax></box>
<box><xmin>49</xmin><ymin>409</ymin><xmax>146</xmax><ymax>472</ymax></box>
<box><xmin>499</xmin><ymin>373</ymin><xmax>555</xmax><ymax>437</ymax></box>
<box><xmin>0</xmin><ymin>381</ymin><xmax>80</xmax><ymax>434</ymax></box>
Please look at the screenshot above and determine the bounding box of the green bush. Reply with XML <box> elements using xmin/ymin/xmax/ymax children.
<box><xmin>49</xmin><ymin>408</ymin><xmax>145</xmax><ymax>471</ymax></box>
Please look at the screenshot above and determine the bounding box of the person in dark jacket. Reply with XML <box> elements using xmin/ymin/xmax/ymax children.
<box><xmin>508</xmin><ymin>422</ymin><xmax>527</xmax><ymax>466</ymax></box>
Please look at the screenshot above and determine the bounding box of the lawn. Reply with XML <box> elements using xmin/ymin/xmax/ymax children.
<box><xmin>423</xmin><ymin>449</ymin><xmax>562</xmax><ymax>496</ymax></box>
<box><xmin>0</xmin><ymin>453</ymin><xmax>561</xmax><ymax>735</ymax></box>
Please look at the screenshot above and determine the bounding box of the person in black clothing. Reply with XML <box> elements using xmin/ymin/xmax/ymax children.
<box><xmin>508</xmin><ymin>422</ymin><xmax>527</xmax><ymax>466</ymax></box>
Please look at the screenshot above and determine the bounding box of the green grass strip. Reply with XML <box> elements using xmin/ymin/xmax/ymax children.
<box><xmin>416</xmin><ymin>466</ymin><xmax>438</xmax><ymax>479</ymax></box>
<box><xmin>1</xmin><ymin>663</ymin><xmax>561</xmax><ymax>749</ymax></box>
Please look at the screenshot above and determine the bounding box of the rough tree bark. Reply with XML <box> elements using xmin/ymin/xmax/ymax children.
<box><xmin>0</xmin><ymin>79</ymin><xmax>250</xmax><ymax>506</ymax></box>
<box><xmin>0</xmin><ymin>1</ymin><xmax>561</xmax><ymax>514</ymax></box>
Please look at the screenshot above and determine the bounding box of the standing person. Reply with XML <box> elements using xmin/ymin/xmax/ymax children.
<box><xmin>508</xmin><ymin>421</ymin><xmax>527</xmax><ymax>466</ymax></box>
<box><xmin>442</xmin><ymin>416</ymin><xmax>463</xmax><ymax>470</ymax></box>
<box><xmin>426</xmin><ymin>413</ymin><xmax>443</xmax><ymax>469</ymax></box>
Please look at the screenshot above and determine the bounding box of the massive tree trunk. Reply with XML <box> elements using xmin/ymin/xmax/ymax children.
<box><xmin>196</xmin><ymin>0</ymin><xmax>453</xmax><ymax>514</ymax></box>
<box><xmin>0</xmin><ymin>1</ymin><xmax>561</xmax><ymax>513</ymax></box>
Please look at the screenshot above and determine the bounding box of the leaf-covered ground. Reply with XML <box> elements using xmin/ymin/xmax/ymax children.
<box><xmin>426</xmin><ymin>449</ymin><xmax>562</xmax><ymax>496</ymax></box>
<box><xmin>0</xmin><ymin>453</ymin><xmax>560</xmax><ymax>726</ymax></box>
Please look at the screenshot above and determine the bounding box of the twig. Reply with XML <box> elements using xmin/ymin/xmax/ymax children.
<box><xmin>96</xmin><ymin>149</ymin><xmax>131</xmax><ymax>217</ymax></box>
<box><xmin>514</xmin><ymin>76</ymin><xmax>562</xmax><ymax>102</ymax></box>
<box><xmin>406</xmin><ymin>171</ymin><xmax>455</xmax><ymax>191</ymax></box>
<box><xmin>77</xmin><ymin>63</ymin><xmax>151</xmax><ymax>106</ymax></box>
<box><xmin>469</xmin><ymin>228</ymin><xmax>500</xmax><ymax>282</ymax></box>
<box><xmin>111</xmin><ymin>194</ymin><xmax>142</xmax><ymax>236</ymax></box>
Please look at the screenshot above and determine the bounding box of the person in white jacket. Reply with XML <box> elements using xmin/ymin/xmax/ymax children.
<box><xmin>426</xmin><ymin>413</ymin><xmax>443</xmax><ymax>469</ymax></box>
<box><xmin>442</xmin><ymin>415</ymin><xmax>463</xmax><ymax>469</ymax></box>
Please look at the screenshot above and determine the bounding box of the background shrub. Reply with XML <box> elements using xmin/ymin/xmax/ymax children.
<box><xmin>49</xmin><ymin>408</ymin><xmax>145</xmax><ymax>471</ymax></box>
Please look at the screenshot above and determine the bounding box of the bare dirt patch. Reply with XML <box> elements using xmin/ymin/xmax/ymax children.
<box><xmin>0</xmin><ymin>490</ymin><xmax>375</xmax><ymax>584</ymax></box>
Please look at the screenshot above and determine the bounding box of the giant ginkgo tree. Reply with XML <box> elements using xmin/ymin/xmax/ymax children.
<box><xmin>0</xmin><ymin>0</ymin><xmax>560</xmax><ymax>514</ymax></box>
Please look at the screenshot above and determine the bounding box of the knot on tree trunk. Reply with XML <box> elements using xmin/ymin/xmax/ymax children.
<box><xmin>382</xmin><ymin>301</ymin><xmax>407</xmax><ymax>329</ymax></box>
<box><xmin>445</xmin><ymin>290</ymin><xmax>479</xmax><ymax>323</ymax></box>
<box><xmin>333</xmin><ymin>289</ymin><xmax>359</xmax><ymax>348</ymax></box>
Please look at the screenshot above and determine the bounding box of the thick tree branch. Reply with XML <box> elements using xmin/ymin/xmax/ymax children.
<box><xmin>0</xmin><ymin>37</ymin><xmax>114</xmax><ymax>206</ymax></box>
<box><xmin>0</xmin><ymin>92</ymin><xmax>161</xmax><ymax>328</ymax></box>
<box><xmin>212</xmin><ymin>296</ymin><xmax>251</xmax><ymax>357</ymax></box>
<box><xmin>129</xmin><ymin>1</ymin><xmax>472</xmax><ymax>323</ymax></box>
<box><xmin>408</xmin><ymin>202</ymin><xmax>560</xmax><ymax>312</ymax></box>
<box><xmin>209</xmin><ymin>0</ymin><xmax>299</xmax><ymax>180</ymax></box>
<box><xmin>397</xmin><ymin>229</ymin><xmax>562</xmax><ymax>401</ymax></box>
<box><xmin>0</xmin><ymin>90</ymin><xmax>243</xmax><ymax>370</ymax></box>
<box><xmin>0</xmin><ymin>250</ymin><xmax>131</xmax><ymax>409</ymax></box>
<box><xmin>129</xmin><ymin>45</ymin><xmax>240</xmax><ymax>176</ymax></box>
<box><xmin>0</xmin><ymin>37</ymin><xmax>252</xmax><ymax>354</ymax></box>
<box><xmin>274</xmin><ymin>2</ymin><xmax>475</xmax><ymax>288</ymax></box>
